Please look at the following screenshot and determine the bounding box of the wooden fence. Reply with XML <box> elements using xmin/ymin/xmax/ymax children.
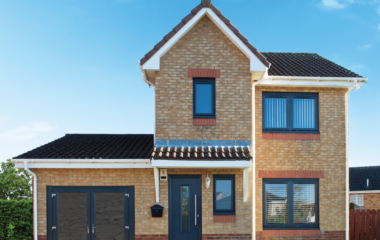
<box><xmin>350</xmin><ymin>209</ymin><xmax>380</xmax><ymax>240</ymax></box>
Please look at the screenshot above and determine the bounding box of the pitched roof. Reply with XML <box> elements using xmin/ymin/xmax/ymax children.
<box><xmin>152</xmin><ymin>146</ymin><xmax>252</xmax><ymax>160</ymax></box>
<box><xmin>13</xmin><ymin>134</ymin><xmax>154</xmax><ymax>159</ymax></box>
<box><xmin>139</xmin><ymin>1</ymin><xmax>270</xmax><ymax>68</ymax></box>
<box><xmin>262</xmin><ymin>52</ymin><xmax>363</xmax><ymax>78</ymax></box>
<box><xmin>349</xmin><ymin>166</ymin><xmax>380</xmax><ymax>191</ymax></box>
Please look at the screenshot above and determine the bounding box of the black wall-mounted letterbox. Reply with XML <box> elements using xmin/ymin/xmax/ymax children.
<box><xmin>151</xmin><ymin>204</ymin><xmax>164</xmax><ymax>217</ymax></box>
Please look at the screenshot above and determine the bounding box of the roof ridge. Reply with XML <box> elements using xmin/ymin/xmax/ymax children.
<box><xmin>65</xmin><ymin>133</ymin><xmax>154</xmax><ymax>136</ymax></box>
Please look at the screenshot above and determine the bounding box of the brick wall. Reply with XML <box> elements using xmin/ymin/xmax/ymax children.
<box><xmin>350</xmin><ymin>193</ymin><xmax>380</xmax><ymax>210</ymax></box>
<box><xmin>34</xmin><ymin>167</ymin><xmax>252</xmax><ymax>237</ymax></box>
<box><xmin>155</xmin><ymin>15</ymin><xmax>252</xmax><ymax>141</ymax></box>
<box><xmin>255</xmin><ymin>86</ymin><xmax>347</xmax><ymax>233</ymax></box>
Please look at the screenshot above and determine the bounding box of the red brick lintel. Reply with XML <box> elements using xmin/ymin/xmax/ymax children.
<box><xmin>262</xmin><ymin>229</ymin><xmax>321</xmax><ymax>237</ymax></box>
<box><xmin>189</xmin><ymin>69</ymin><xmax>220</xmax><ymax>78</ymax></box>
<box><xmin>193</xmin><ymin>118</ymin><xmax>216</xmax><ymax>126</ymax></box>
<box><xmin>213</xmin><ymin>215</ymin><xmax>236</xmax><ymax>222</ymax></box>
<box><xmin>259</xmin><ymin>170</ymin><xmax>324</xmax><ymax>179</ymax></box>
<box><xmin>263</xmin><ymin>132</ymin><xmax>320</xmax><ymax>140</ymax></box>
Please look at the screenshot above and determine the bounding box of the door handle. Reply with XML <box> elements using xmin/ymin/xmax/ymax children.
<box><xmin>86</xmin><ymin>225</ymin><xmax>89</xmax><ymax>234</ymax></box>
<box><xmin>195</xmin><ymin>194</ymin><xmax>197</xmax><ymax>226</ymax></box>
<box><xmin>92</xmin><ymin>224</ymin><xmax>96</xmax><ymax>234</ymax></box>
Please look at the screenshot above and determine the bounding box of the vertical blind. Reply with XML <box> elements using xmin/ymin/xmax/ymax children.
<box><xmin>265</xmin><ymin>184</ymin><xmax>288</xmax><ymax>224</ymax></box>
<box><xmin>293</xmin><ymin>184</ymin><xmax>316</xmax><ymax>224</ymax></box>
<box><xmin>293</xmin><ymin>99</ymin><xmax>315</xmax><ymax>129</ymax></box>
<box><xmin>264</xmin><ymin>98</ymin><xmax>287</xmax><ymax>128</ymax></box>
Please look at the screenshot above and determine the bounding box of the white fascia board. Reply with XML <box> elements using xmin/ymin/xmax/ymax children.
<box><xmin>258</xmin><ymin>80</ymin><xmax>362</xmax><ymax>88</ymax></box>
<box><xmin>142</xmin><ymin>8</ymin><xmax>267</xmax><ymax>73</ymax></box>
<box><xmin>350</xmin><ymin>190</ymin><xmax>380</xmax><ymax>194</ymax></box>
<box><xmin>13</xmin><ymin>159</ymin><xmax>152</xmax><ymax>169</ymax></box>
<box><xmin>268</xmin><ymin>76</ymin><xmax>368</xmax><ymax>82</ymax></box>
<box><xmin>152</xmin><ymin>159</ymin><xmax>251</xmax><ymax>168</ymax></box>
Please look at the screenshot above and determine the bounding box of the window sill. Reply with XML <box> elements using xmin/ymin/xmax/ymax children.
<box><xmin>193</xmin><ymin>118</ymin><xmax>216</xmax><ymax>126</ymax></box>
<box><xmin>213</xmin><ymin>215</ymin><xmax>236</xmax><ymax>222</ymax></box>
<box><xmin>262</xmin><ymin>132</ymin><xmax>320</xmax><ymax>140</ymax></box>
<box><xmin>262</xmin><ymin>229</ymin><xmax>321</xmax><ymax>237</ymax></box>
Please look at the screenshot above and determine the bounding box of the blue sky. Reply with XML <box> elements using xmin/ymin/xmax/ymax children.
<box><xmin>0</xmin><ymin>0</ymin><xmax>379</xmax><ymax>167</ymax></box>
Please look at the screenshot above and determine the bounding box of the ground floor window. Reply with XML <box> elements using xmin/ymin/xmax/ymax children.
<box><xmin>263</xmin><ymin>179</ymin><xmax>319</xmax><ymax>229</ymax></box>
<box><xmin>350</xmin><ymin>195</ymin><xmax>364</xmax><ymax>206</ymax></box>
<box><xmin>213</xmin><ymin>175</ymin><xmax>235</xmax><ymax>215</ymax></box>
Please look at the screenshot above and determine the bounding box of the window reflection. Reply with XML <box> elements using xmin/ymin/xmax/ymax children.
<box><xmin>181</xmin><ymin>186</ymin><xmax>190</xmax><ymax>231</ymax></box>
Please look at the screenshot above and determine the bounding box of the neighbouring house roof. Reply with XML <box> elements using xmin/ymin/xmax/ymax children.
<box><xmin>151</xmin><ymin>146</ymin><xmax>252</xmax><ymax>160</ymax></box>
<box><xmin>262</xmin><ymin>52</ymin><xmax>363</xmax><ymax>78</ymax></box>
<box><xmin>139</xmin><ymin>0</ymin><xmax>270</xmax><ymax>68</ymax></box>
<box><xmin>350</xmin><ymin>166</ymin><xmax>380</xmax><ymax>191</ymax></box>
<box><xmin>13</xmin><ymin>134</ymin><xmax>154</xmax><ymax>159</ymax></box>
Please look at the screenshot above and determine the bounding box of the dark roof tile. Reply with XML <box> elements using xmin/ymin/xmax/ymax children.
<box><xmin>261</xmin><ymin>52</ymin><xmax>363</xmax><ymax>78</ymax></box>
<box><xmin>350</xmin><ymin>166</ymin><xmax>380</xmax><ymax>191</ymax></box>
<box><xmin>13</xmin><ymin>134</ymin><xmax>154</xmax><ymax>159</ymax></box>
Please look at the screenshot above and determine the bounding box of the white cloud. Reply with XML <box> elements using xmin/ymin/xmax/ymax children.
<box><xmin>319</xmin><ymin>0</ymin><xmax>355</xmax><ymax>10</ymax></box>
<box><xmin>378</xmin><ymin>23</ymin><xmax>380</xmax><ymax>29</ymax></box>
<box><xmin>0</xmin><ymin>122</ymin><xmax>55</xmax><ymax>143</ymax></box>
<box><xmin>377</xmin><ymin>6</ymin><xmax>380</xmax><ymax>13</ymax></box>
<box><xmin>359</xmin><ymin>44</ymin><xmax>372</xmax><ymax>50</ymax></box>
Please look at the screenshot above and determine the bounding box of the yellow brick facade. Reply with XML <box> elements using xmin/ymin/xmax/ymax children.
<box><xmin>34</xmin><ymin>167</ymin><xmax>253</xmax><ymax>236</ymax></box>
<box><xmin>255</xmin><ymin>86</ymin><xmax>347</xmax><ymax>232</ymax></box>
<box><xmin>155</xmin><ymin>15</ymin><xmax>252</xmax><ymax>141</ymax></box>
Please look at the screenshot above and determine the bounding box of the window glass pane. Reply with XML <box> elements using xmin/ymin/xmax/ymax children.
<box><xmin>265</xmin><ymin>184</ymin><xmax>288</xmax><ymax>224</ymax></box>
<box><xmin>293</xmin><ymin>98</ymin><xmax>315</xmax><ymax>129</ymax></box>
<box><xmin>215</xmin><ymin>179</ymin><xmax>232</xmax><ymax>210</ymax></box>
<box><xmin>350</xmin><ymin>195</ymin><xmax>363</xmax><ymax>206</ymax></box>
<box><xmin>195</xmin><ymin>83</ymin><xmax>212</xmax><ymax>114</ymax></box>
<box><xmin>294</xmin><ymin>184</ymin><xmax>316</xmax><ymax>224</ymax></box>
<box><xmin>265</xmin><ymin>98</ymin><xmax>287</xmax><ymax>128</ymax></box>
<box><xmin>181</xmin><ymin>186</ymin><xmax>190</xmax><ymax>231</ymax></box>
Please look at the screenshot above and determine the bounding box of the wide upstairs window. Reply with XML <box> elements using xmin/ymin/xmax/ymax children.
<box><xmin>263</xmin><ymin>179</ymin><xmax>319</xmax><ymax>229</ymax></box>
<box><xmin>213</xmin><ymin>175</ymin><xmax>235</xmax><ymax>215</ymax></box>
<box><xmin>262</xmin><ymin>92</ymin><xmax>319</xmax><ymax>133</ymax></box>
<box><xmin>193</xmin><ymin>79</ymin><xmax>215</xmax><ymax>118</ymax></box>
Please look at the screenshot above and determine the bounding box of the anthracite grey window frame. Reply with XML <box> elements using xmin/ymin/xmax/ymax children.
<box><xmin>213</xmin><ymin>175</ymin><xmax>235</xmax><ymax>215</ymax></box>
<box><xmin>262</xmin><ymin>92</ymin><xmax>319</xmax><ymax>133</ymax></box>
<box><xmin>193</xmin><ymin>78</ymin><xmax>216</xmax><ymax>118</ymax></box>
<box><xmin>262</xmin><ymin>178</ymin><xmax>319</xmax><ymax>230</ymax></box>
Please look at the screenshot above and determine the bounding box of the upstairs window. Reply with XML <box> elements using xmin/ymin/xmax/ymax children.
<box><xmin>193</xmin><ymin>79</ymin><xmax>215</xmax><ymax>118</ymax></box>
<box><xmin>262</xmin><ymin>92</ymin><xmax>319</xmax><ymax>133</ymax></box>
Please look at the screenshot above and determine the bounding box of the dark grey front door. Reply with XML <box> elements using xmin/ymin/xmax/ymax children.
<box><xmin>169</xmin><ymin>175</ymin><xmax>201</xmax><ymax>240</ymax></box>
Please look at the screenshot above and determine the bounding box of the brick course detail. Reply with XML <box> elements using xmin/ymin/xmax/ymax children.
<box><xmin>255</xmin><ymin>87</ymin><xmax>347</xmax><ymax>232</ymax></box>
<box><xmin>256</xmin><ymin>231</ymin><xmax>345</xmax><ymax>240</ymax></box>
<box><xmin>189</xmin><ymin>69</ymin><xmax>220</xmax><ymax>78</ymax></box>
<box><xmin>193</xmin><ymin>118</ymin><xmax>216</xmax><ymax>126</ymax></box>
<box><xmin>38</xmin><ymin>235</ymin><xmax>46</xmax><ymax>240</ymax></box>
<box><xmin>262</xmin><ymin>133</ymin><xmax>320</xmax><ymax>140</ymax></box>
<box><xmin>155</xmin><ymin>16</ymin><xmax>252</xmax><ymax>141</ymax></box>
<box><xmin>213</xmin><ymin>215</ymin><xmax>236</xmax><ymax>222</ymax></box>
<box><xmin>259</xmin><ymin>170</ymin><xmax>324</xmax><ymax>179</ymax></box>
<box><xmin>262</xmin><ymin>230</ymin><xmax>321</xmax><ymax>237</ymax></box>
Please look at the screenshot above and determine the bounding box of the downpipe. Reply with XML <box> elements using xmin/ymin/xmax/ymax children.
<box><xmin>23</xmin><ymin>160</ymin><xmax>38</xmax><ymax>240</ymax></box>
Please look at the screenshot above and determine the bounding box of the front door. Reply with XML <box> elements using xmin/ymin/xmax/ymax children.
<box><xmin>169</xmin><ymin>175</ymin><xmax>201</xmax><ymax>240</ymax></box>
<box><xmin>47</xmin><ymin>186</ymin><xmax>135</xmax><ymax>240</ymax></box>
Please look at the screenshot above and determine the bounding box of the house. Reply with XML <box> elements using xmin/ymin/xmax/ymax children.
<box><xmin>12</xmin><ymin>0</ymin><xmax>367</xmax><ymax>240</ymax></box>
<box><xmin>350</xmin><ymin>166</ymin><xmax>380</xmax><ymax>210</ymax></box>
